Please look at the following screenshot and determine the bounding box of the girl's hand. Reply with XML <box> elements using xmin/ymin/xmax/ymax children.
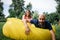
<box><xmin>26</xmin><ymin>19</ymin><xmax>31</xmax><ymax>22</ymax></box>
<box><xmin>25</xmin><ymin>28</ymin><xmax>30</xmax><ymax>35</ymax></box>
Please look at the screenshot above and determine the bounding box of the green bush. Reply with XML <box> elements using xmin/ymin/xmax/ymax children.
<box><xmin>0</xmin><ymin>19</ymin><xmax>6</xmax><ymax>22</ymax></box>
<box><xmin>55</xmin><ymin>24</ymin><xmax>60</xmax><ymax>40</ymax></box>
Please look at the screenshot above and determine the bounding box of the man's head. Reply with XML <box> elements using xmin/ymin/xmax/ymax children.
<box><xmin>38</xmin><ymin>13</ymin><xmax>46</xmax><ymax>23</ymax></box>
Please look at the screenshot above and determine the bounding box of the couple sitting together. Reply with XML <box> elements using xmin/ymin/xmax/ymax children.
<box><xmin>22</xmin><ymin>10</ymin><xmax>56</xmax><ymax>40</ymax></box>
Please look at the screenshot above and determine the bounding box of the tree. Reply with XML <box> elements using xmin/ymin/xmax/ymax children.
<box><xmin>9</xmin><ymin>0</ymin><xmax>24</xmax><ymax>18</ymax></box>
<box><xmin>44</xmin><ymin>12</ymin><xmax>59</xmax><ymax>24</ymax></box>
<box><xmin>55</xmin><ymin>0</ymin><xmax>60</xmax><ymax>14</ymax></box>
<box><xmin>0</xmin><ymin>0</ymin><xmax>5</xmax><ymax>22</ymax></box>
<box><xmin>26</xmin><ymin>2</ymin><xmax>32</xmax><ymax>10</ymax></box>
<box><xmin>9</xmin><ymin>8</ymin><xmax>16</xmax><ymax>18</ymax></box>
<box><xmin>32</xmin><ymin>10</ymin><xmax>39</xmax><ymax>19</ymax></box>
<box><xmin>19</xmin><ymin>11</ymin><xmax>24</xmax><ymax>19</ymax></box>
<box><xmin>55</xmin><ymin>0</ymin><xmax>60</xmax><ymax>20</ymax></box>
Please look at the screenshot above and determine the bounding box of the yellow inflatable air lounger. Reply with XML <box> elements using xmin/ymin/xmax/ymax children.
<box><xmin>2</xmin><ymin>18</ymin><xmax>55</xmax><ymax>40</ymax></box>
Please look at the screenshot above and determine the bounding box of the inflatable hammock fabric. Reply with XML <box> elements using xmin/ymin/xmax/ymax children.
<box><xmin>2</xmin><ymin>18</ymin><xmax>55</xmax><ymax>40</ymax></box>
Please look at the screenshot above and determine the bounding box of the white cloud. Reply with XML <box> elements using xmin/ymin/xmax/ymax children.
<box><xmin>1</xmin><ymin>0</ymin><xmax>57</xmax><ymax>17</ymax></box>
<box><xmin>3</xmin><ymin>4</ymin><xmax>9</xmax><ymax>17</ymax></box>
<box><xmin>1</xmin><ymin>0</ymin><xmax>12</xmax><ymax>5</ymax></box>
<box><xmin>24</xmin><ymin>0</ymin><xmax>57</xmax><ymax>13</ymax></box>
<box><xmin>1</xmin><ymin>0</ymin><xmax>12</xmax><ymax>17</ymax></box>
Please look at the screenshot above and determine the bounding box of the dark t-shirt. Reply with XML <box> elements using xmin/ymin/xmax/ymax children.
<box><xmin>30</xmin><ymin>19</ymin><xmax>52</xmax><ymax>30</ymax></box>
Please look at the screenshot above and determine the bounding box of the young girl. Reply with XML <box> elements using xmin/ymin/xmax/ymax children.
<box><xmin>22</xmin><ymin>10</ymin><xmax>32</xmax><ymax>35</ymax></box>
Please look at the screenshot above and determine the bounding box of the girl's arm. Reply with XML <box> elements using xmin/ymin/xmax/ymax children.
<box><xmin>22</xmin><ymin>15</ymin><xmax>30</xmax><ymax>35</ymax></box>
<box><xmin>22</xmin><ymin>15</ymin><xmax>28</xmax><ymax>28</ymax></box>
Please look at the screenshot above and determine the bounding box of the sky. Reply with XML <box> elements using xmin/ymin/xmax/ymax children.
<box><xmin>1</xmin><ymin>0</ymin><xmax>57</xmax><ymax>17</ymax></box>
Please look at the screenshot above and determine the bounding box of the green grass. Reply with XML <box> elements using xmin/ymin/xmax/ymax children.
<box><xmin>0</xmin><ymin>22</ymin><xmax>60</xmax><ymax>40</ymax></box>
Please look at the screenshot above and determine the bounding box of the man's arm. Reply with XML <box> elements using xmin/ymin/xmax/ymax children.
<box><xmin>50</xmin><ymin>30</ymin><xmax>56</xmax><ymax>40</ymax></box>
<box><xmin>30</xmin><ymin>19</ymin><xmax>37</xmax><ymax>24</ymax></box>
<box><xmin>47</xmin><ymin>21</ymin><xmax>56</xmax><ymax>40</ymax></box>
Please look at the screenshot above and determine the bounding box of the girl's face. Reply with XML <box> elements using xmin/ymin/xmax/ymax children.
<box><xmin>25</xmin><ymin>10</ymin><xmax>30</xmax><ymax>16</ymax></box>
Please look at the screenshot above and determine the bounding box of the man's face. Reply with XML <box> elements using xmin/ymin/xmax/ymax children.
<box><xmin>38</xmin><ymin>15</ymin><xmax>45</xmax><ymax>23</ymax></box>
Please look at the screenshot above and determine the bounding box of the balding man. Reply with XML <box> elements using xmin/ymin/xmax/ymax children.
<box><xmin>30</xmin><ymin>14</ymin><xmax>56</xmax><ymax>40</ymax></box>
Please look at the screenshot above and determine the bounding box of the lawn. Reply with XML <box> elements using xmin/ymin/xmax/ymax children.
<box><xmin>0</xmin><ymin>22</ymin><xmax>60</xmax><ymax>40</ymax></box>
